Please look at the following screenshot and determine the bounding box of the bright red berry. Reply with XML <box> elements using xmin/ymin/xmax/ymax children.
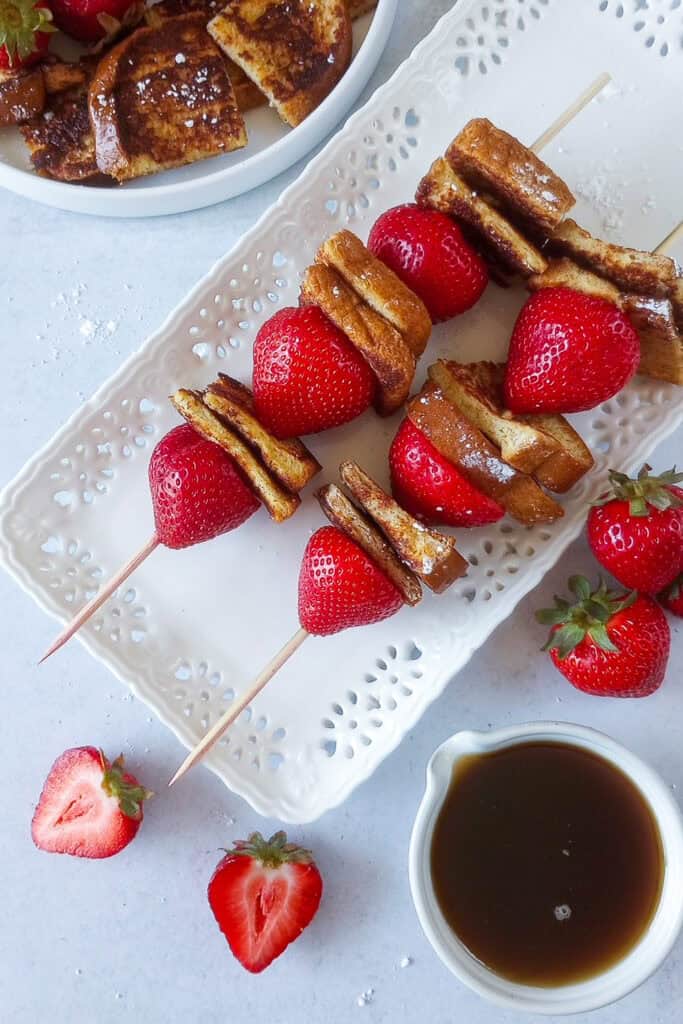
<box><xmin>31</xmin><ymin>746</ymin><xmax>151</xmax><ymax>858</ymax></box>
<box><xmin>149</xmin><ymin>424</ymin><xmax>259</xmax><ymax>549</ymax></box>
<box><xmin>660</xmin><ymin>575</ymin><xmax>683</xmax><ymax>618</ymax></box>
<box><xmin>253</xmin><ymin>306</ymin><xmax>376</xmax><ymax>438</ymax></box>
<box><xmin>208</xmin><ymin>831</ymin><xmax>323</xmax><ymax>973</ymax></box>
<box><xmin>368</xmin><ymin>204</ymin><xmax>488</xmax><ymax>322</ymax></box>
<box><xmin>298</xmin><ymin>526</ymin><xmax>403</xmax><ymax>636</ymax></box>
<box><xmin>0</xmin><ymin>0</ymin><xmax>54</xmax><ymax>69</ymax></box>
<box><xmin>49</xmin><ymin>0</ymin><xmax>138</xmax><ymax>42</ymax></box>
<box><xmin>504</xmin><ymin>287</ymin><xmax>640</xmax><ymax>414</ymax></box>
<box><xmin>389</xmin><ymin>417</ymin><xmax>504</xmax><ymax>528</ymax></box>
<box><xmin>537</xmin><ymin>576</ymin><xmax>670</xmax><ymax>698</ymax></box>
<box><xmin>587</xmin><ymin>466</ymin><xmax>683</xmax><ymax>594</ymax></box>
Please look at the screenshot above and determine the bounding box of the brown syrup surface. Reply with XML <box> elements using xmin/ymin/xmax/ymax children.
<box><xmin>430</xmin><ymin>741</ymin><xmax>663</xmax><ymax>987</ymax></box>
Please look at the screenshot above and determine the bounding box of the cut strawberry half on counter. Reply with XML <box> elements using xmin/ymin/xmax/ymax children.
<box><xmin>536</xmin><ymin>576</ymin><xmax>670</xmax><ymax>698</ymax></box>
<box><xmin>367</xmin><ymin>203</ymin><xmax>489</xmax><ymax>322</ymax></box>
<box><xmin>504</xmin><ymin>287</ymin><xmax>640</xmax><ymax>414</ymax></box>
<box><xmin>0</xmin><ymin>0</ymin><xmax>54</xmax><ymax>69</ymax></box>
<box><xmin>253</xmin><ymin>305</ymin><xmax>376</xmax><ymax>438</ymax></box>
<box><xmin>31</xmin><ymin>746</ymin><xmax>151</xmax><ymax>858</ymax></box>
<box><xmin>208</xmin><ymin>830</ymin><xmax>323</xmax><ymax>973</ymax></box>
<box><xmin>587</xmin><ymin>466</ymin><xmax>683</xmax><ymax>595</ymax></box>
<box><xmin>298</xmin><ymin>525</ymin><xmax>404</xmax><ymax>635</ymax></box>
<box><xmin>389</xmin><ymin>418</ymin><xmax>504</xmax><ymax>528</ymax></box>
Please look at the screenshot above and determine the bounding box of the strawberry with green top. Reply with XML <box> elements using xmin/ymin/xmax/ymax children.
<box><xmin>0</xmin><ymin>0</ymin><xmax>54</xmax><ymax>69</ymax></box>
<box><xmin>208</xmin><ymin>830</ymin><xmax>323</xmax><ymax>973</ymax></box>
<box><xmin>536</xmin><ymin>575</ymin><xmax>670</xmax><ymax>698</ymax></box>
<box><xmin>31</xmin><ymin>746</ymin><xmax>152</xmax><ymax>858</ymax></box>
<box><xmin>587</xmin><ymin>465</ymin><xmax>683</xmax><ymax>594</ymax></box>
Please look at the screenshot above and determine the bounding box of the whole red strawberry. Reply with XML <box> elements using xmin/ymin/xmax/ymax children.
<box><xmin>208</xmin><ymin>830</ymin><xmax>323</xmax><ymax>973</ymax></box>
<box><xmin>389</xmin><ymin>418</ymin><xmax>504</xmax><ymax>527</ymax></box>
<box><xmin>536</xmin><ymin>576</ymin><xmax>670</xmax><ymax>698</ymax></box>
<box><xmin>504</xmin><ymin>287</ymin><xmax>640</xmax><ymax>414</ymax></box>
<box><xmin>587</xmin><ymin>466</ymin><xmax>683</xmax><ymax>594</ymax></box>
<box><xmin>253</xmin><ymin>306</ymin><xmax>376</xmax><ymax>438</ymax></box>
<box><xmin>0</xmin><ymin>0</ymin><xmax>54</xmax><ymax>69</ymax></box>
<box><xmin>298</xmin><ymin>525</ymin><xmax>403</xmax><ymax>635</ymax></box>
<box><xmin>367</xmin><ymin>204</ymin><xmax>488</xmax><ymax>322</ymax></box>
<box><xmin>31</xmin><ymin>747</ymin><xmax>151</xmax><ymax>858</ymax></box>
<box><xmin>660</xmin><ymin>574</ymin><xmax>683</xmax><ymax>618</ymax></box>
<box><xmin>149</xmin><ymin>423</ymin><xmax>259</xmax><ymax>549</ymax></box>
<box><xmin>50</xmin><ymin>0</ymin><xmax>140</xmax><ymax>42</ymax></box>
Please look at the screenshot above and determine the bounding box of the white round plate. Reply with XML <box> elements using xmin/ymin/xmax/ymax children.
<box><xmin>0</xmin><ymin>1</ymin><xmax>397</xmax><ymax>217</ymax></box>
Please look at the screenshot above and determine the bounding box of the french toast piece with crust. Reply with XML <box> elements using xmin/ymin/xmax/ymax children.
<box><xmin>621</xmin><ymin>296</ymin><xmax>683</xmax><ymax>386</ymax></box>
<box><xmin>317</xmin><ymin>484</ymin><xmax>423</xmax><ymax>607</ymax></box>
<box><xmin>527</xmin><ymin>257</ymin><xmax>622</xmax><ymax>306</ymax></box>
<box><xmin>416</xmin><ymin>157</ymin><xmax>548</xmax><ymax>278</ymax></box>
<box><xmin>339</xmin><ymin>461</ymin><xmax>468</xmax><ymax>593</ymax></box>
<box><xmin>171</xmin><ymin>389</ymin><xmax>300</xmax><ymax>522</ymax></box>
<box><xmin>144</xmin><ymin>0</ymin><xmax>266</xmax><ymax>111</ymax></box>
<box><xmin>203</xmin><ymin>373</ymin><xmax>321</xmax><ymax>491</ymax></box>
<box><xmin>317</xmin><ymin>230</ymin><xmax>432</xmax><ymax>356</ymax></box>
<box><xmin>446</xmin><ymin>118</ymin><xmax>575</xmax><ymax>236</ymax></box>
<box><xmin>428</xmin><ymin>360</ymin><xmax>593</xmax><ymax>493</ymax></box>
<box><xmin>89</xmin><ymin>13</ymin><xmax>247</xmax><ymax>182</ymax></box>
<box><xmin>0</xmin><ymin>67</ymin><xmax>45</xmax><ymax>126</ymax></box>
<box><xmin>408</xmin><ymin>385</ymin><xmax>564</xmax><ymax>525</ymax></box>
<box><xmin>208</xmin><ymin>0</ymin><xmax>352</xmax><ymax>128</ymax></box>
<box><xmin>300</xmin><ymin>263</ymin><xmax>415</xmax><ymax>415</ymax></box>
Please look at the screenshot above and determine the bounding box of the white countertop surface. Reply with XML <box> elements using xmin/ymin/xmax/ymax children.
<box><xmin>1</xmin><ymin>4</ymin><xmax>682</xmax><ymax>1022</ymax></box>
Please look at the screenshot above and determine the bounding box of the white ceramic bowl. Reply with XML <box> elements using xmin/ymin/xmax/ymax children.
<box><xmin>0</xmin><ymin>1</ymin><xmax>398</xmax><ymax>217</ymax></box>
<box><xmin>409</xmin><ymin>722</ymin><xmax>683</xmax><ymax>1016</ymax></box>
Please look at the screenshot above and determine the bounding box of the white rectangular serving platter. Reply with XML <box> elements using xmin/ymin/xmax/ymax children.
<box><xmin>1</xmin><ymin>0</ymin><xmax>682</xmax><ymax>823</ymax></box>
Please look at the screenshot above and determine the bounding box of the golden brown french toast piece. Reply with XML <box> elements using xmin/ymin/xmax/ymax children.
<box><xmin>0</xmin><ymin>67</ymin><xmax>45</xmax><ymax>126</ymax></box>
<box><xmin>41</xmin><ymin>59</ymin><xmax>94</xmax><ymax>95</ymax></box>
<box><xmin>339</xmin><ymin>461</ymin><xmax>467</xmax><ymax>593</ymax></box>
<box><xmin>528</xmin><ymin>257</ymin><xmax>622</xmax><ymax>306</ymax></box>
<box><xmin>408</xmin><ymin>385</ymin><xmax>564</xmax><ymax>525</ymax></box>
<box><xmin>317</xmin><ymin>230</ymin><xmax>432</xmax><ymax>356</ymax></box>
<box><xmin>208</xmin><ymin>0</ymin><xmax>351</xmax><ymax>128</ymax></box>
<box><xmin>300</xmin><ymin>263</ymin><xmax>415</xmax><ymax>415</ymax></box>
<box><xmin>347</xmin><ymin>0</ymin><xmax>376</xmax><ymax>15</ymax></box>
<box><xmin>89</xmin><ymin>14</ymin><xmax>247</xmax><ymax>182</ymax></box>
<box><xmin>446</xmin><ymin>118</ymin><xmax>575</xmax><ymax>236</ymax></box>
<box><xmin>144</xmin><ymin>0</ymin><xmax>266</xmax><ymax>111</ymax></box>
<box><xmin>672</xmin><ymin>275</ymin><xmax>683</xmax><ymax>332</ymax></box>
<box><xmin>317</xmin><ymin>484</ymin><xmax>422</xmax><ymax>606</ymax></box>
<box><xmin>621</xmin><ymin>296</ymin><xmax>683</xmax><ymax>386</ymax></box>
<box><xmin>171</xmin><ymin>389</ymin><xmax>299</xmax><ymax>522</ymax></box>
<box><xmin>549</xmin><ymin>219</ymin><xmax>678</xmax><ymax>298</ymax></box>
<box><xmin>203</xmin><ymin>374</ymin><xmax>321</xmax><ymax>491</ymax></box>
<box><xmin>416</xmin><ymin>158</ymin><xmax>547</xmax><ymax>278</ymax></box>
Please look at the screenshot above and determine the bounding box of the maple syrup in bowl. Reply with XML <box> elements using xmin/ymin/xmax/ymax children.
<box><xmin>409</xmin><ymin>723</ymin><xmax>683</xmax><ymax>1015</ymax></box>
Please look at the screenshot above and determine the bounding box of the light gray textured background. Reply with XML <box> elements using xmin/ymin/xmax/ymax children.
<box><xmin>1</xmin><ymin>3</ymin><xmax>681</xmax><ymax>1021</ymax></box>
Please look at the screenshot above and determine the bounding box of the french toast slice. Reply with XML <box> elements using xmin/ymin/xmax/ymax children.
<box><xmin>203</xmin><ymin>373</ymin><xmax>321</xmax><ymax>491</ymax></box>
<box><xmin>0</xmin><ymin>67</ymin><xmax>45</xmax><ymax>126</ymax></box>
<box><xmin>621</xmin><ymin>296</ymin><xmax>683</xmax><ymax>386</ymax></box>
<box><xmin>171</xmin><ymin>389</ymin><xmax>300</xmax><ymax>522</ymax></box>
<box><xmin>208</xmin><ymin>0</ymin><xmax>352</xmax><ymax>128</ymax></box>
<box><xmin>549</xmin><ymin>219</ymin><xmax>678</xmax><ymax>298</ymax></box>
<box><xmin>317</xmin><ymin>483</ymin><xmax>423</xmax><ymax>606</ymax></box>
<box><xmin>408</xmin><ymin>385</ymin><xmax>564</xmax><ymax>525</ymax></box>
<box><xmin>144</xmin><ymin>0</ymin><xmax>266</xmax><ymax>111</ymax></box>
<box><xmin>317</xmin><ymin>230</ymin><xmax>432</xmax><ymax>356</ymax></box>
<box><xmin>446</xmin><ymin>118</ymin><xmax>575</xmax><ymax>236</ymax></box>
<box><xmin>89</xmin><ymin>13</ymin><xmax>247</xmax><ymax>182</ymax></box>
<box><xmin>42</xmin><ymin>59</ymin><xmax>94</xmax><ymax>95</ymax></box>
<box><xmin>339</xmin><ymin>461</ymin><xmax>467</xmax><ymax>593</ymax></box>
<box><xmin>300</xmin><ymin>263</ymin><xmax>415</xmax><ymax>415</ymax></box>
<box><xmin>672</xmin><ymin>275</ymin><xmax>683</xmax><ymax>332</ymax></box>
<box><xmin>347</xmin><ymin>0</ymin><xmax>376</xmax><ymax>15</ymax></box>
<box><xmin>527</xmin><ymin>257</ymin><xmax>622</xmax><ymax>306</ymax></box>
<box><xmin>416</xmin><ymin>157</ymin><xmax>547</xmax><ymax>278</ymax></box>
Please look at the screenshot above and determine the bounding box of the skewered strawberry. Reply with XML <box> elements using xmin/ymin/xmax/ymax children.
<box><xmin>368</xmin><ymin>203</ymin><xmax>489</xmax><ymax>322</ymax></box>
<box><xmin>536</xmin><ymin>576</ymin><xmax>670</xmax><ymax>698</ymax></box>
<box><xmin>504</xmin><ymin>287</ymin><xmax>640</xmax><ymax>414</ymax></box>
<box><xmin>587</xmin><ymin>466</ymin><xmax>683</xmax><ymax>594</ymax></box>
<box><xmin>31</xmin><ymin>746</ymin><xmax>151</xmax><ymax>858</ymax></box>
<box><xmin>0</xmin><ymin>0</ymin><xmax>54</xmax><ymax>69</ymax></box>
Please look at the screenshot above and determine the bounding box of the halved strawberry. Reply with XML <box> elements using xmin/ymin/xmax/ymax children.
<box><xmin>208</xmin><ymin>830</ymin><xmax>323</xmax><ymax>973</ymax></box>
<box><xmin>31</xmin><ymin>746</ymin><xmax>151</xmax><ymax>858</ymax></box>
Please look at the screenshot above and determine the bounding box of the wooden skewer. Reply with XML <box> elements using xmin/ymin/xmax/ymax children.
<box><xmin>530</xmin><ymin>72</ymin><xmax>611</xmax><ymax>154</ymax></box>
<box><xmin>168</xmin><ymin>627</ymin><xmax>309</xmax><ymax>787</ymax></box>
<box><xmin>654</xmin><ymin>221</ymin><xmax>683</xmax><ymax>255</ymax></box>
<box><xmin>39</xmin><ymin>535</ymin><xmax>159</xmax><ymax>664</ymax></box>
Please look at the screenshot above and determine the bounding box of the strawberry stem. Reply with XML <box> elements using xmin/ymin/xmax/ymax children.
<box><xmin>536</xmin><ymin>576</ymin><xmax>636</xmax><ymax>660</ymax></box>
<box><xmin>100</xmin><ymin>751</ymin><xmax>153</xmax><ymax>820</ymax></box>
<box><xmin>593</xmin><ymin>464</ymin><xmax>683</xmax><ymax>517</ymax></box>
<box><xmin>232</xmin><ymin>831</ymin><xmax>314</xmax><ymax>868</ymax></box>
